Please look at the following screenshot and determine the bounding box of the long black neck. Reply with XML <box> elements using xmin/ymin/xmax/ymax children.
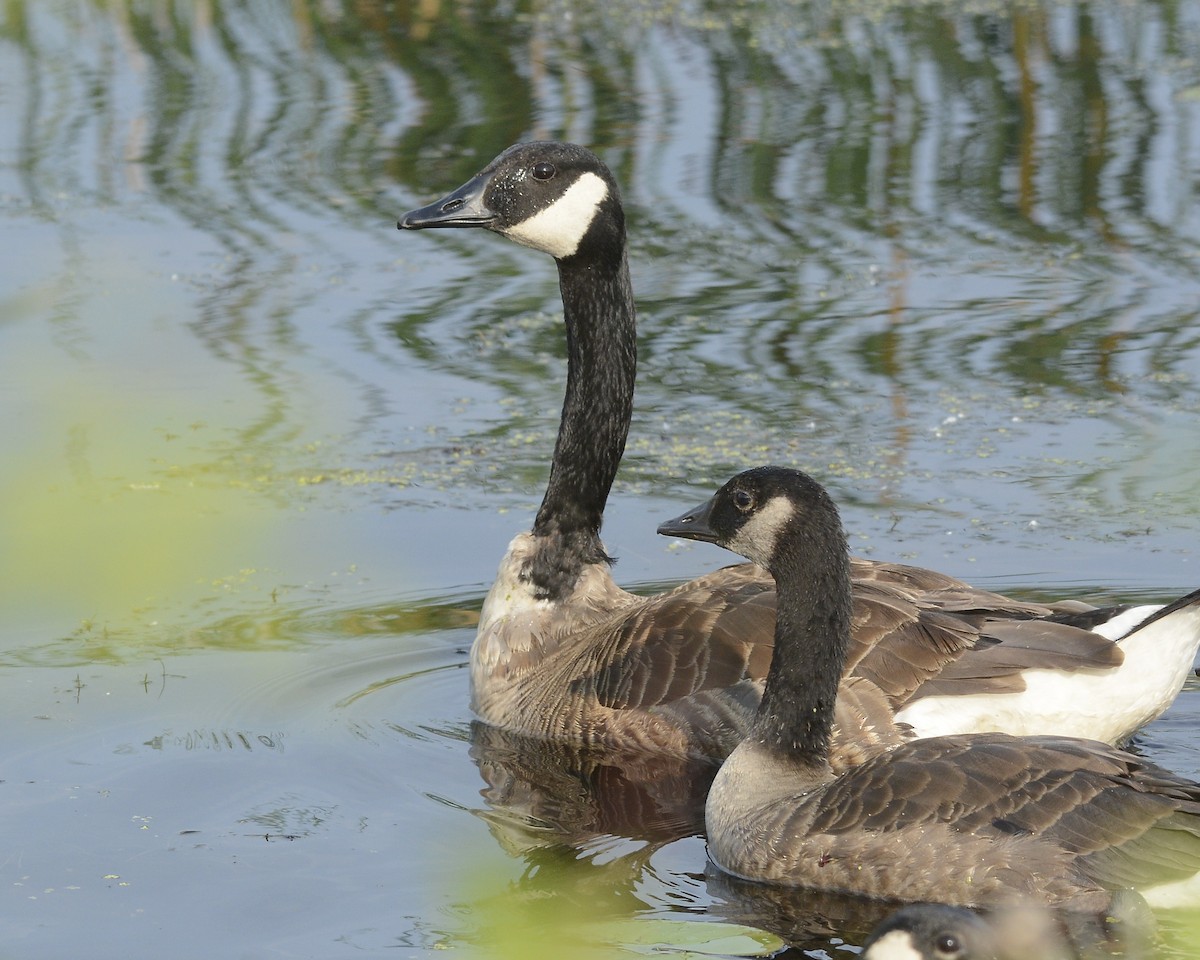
<box><xmin>751</xmin><ymin>517</ymin><xmax>852</xmax><ymax>766</ymax></box>
<box><xmin>527</xmin><ymin>244</ymin><xmax>636</xmax><ymax>600</ymax></box>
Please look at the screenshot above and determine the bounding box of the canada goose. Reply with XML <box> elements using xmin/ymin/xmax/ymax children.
<box><xmin>861</xmin><ymin>904</ymin><xmax>1051</xmax><ymax>960</ymax></box>
<box><xmin>657</xmin><ymin>466</ymin><xmax>1200</xmax><ymax>909</ymax></box>
<box><xmin>397</xmin><ymin>141</ymin><xmax>1200</xmax><ymax>757</ymax></box>
<box><xmin>861</xmin><ymin>895</ymin><xmax>1154</xmax><ymax>960</ymax></box>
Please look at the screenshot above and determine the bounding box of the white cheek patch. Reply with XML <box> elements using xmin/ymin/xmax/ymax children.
<box><xmin>726</xmin><ymin>496</ymin><xmax>796</xmax><ymax>567</ymax></box>
<box><xmin>860</xmin><ymin>929</ymin><xmax>922</xmax><ymax>960</ymax></box>
<box><xmin>502</xmin><ymin>171</ymin><xmax>609</xmax><ymax>258</ymax></box>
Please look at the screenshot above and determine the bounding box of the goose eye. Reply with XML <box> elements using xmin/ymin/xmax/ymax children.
<box><xmin>732</xmin><ymin>490</ymin><xmax>755</xmax><ymax>512</ymax></box>
<box><xmin>531</xmin><ymin>162</ymin><xmax>556</xmax><ymax>181</ymax></box>
<box><xmin>934</xmin><ymin>934</ymin><xmax>961</xmax><ymax>957</ymax></box>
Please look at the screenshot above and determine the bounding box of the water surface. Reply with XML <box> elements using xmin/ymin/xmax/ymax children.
<box><xmin>2</xmin><ymin>1</ymin><xmax>1200</xmax><ymax>957</ymax></box>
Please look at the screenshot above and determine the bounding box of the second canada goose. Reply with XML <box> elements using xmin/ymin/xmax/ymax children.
<box><xmin>657</xmin><ymin>466</ymin><xmax>1200</xmax><ymax>909</ymax></box>
<box><xmin>397</xmin><ymin>141</ymin><xmax>1200</xmax><ymax>759</ymax></box>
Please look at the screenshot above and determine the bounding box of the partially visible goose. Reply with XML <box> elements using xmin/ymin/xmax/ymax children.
<box><xmin>861</xmin><ymin>904</ymin><xmax>1052</xmax><ymax>960</ymax></box>
<box><xmin>860</xmin><ymin>898</ymin><xmax>1153</xmax><ymax>960</ymax></box>
<box><xmin>398</xmin><ymin>141</ymin><xmax>1200</xmax><ymax>758</ymax></box>
<box><xmin>657</xmin><ymin>466</ymin><xmax>1200</xmax><ymax>909</ymax></box>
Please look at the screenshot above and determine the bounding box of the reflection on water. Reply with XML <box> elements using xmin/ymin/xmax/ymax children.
<box><xmin>6</xmin><ymin>0</ymin><xmax>1200</xmax><ymax>614</ymax></box>
<box><xmin>470</xmin><ymin>721</ymin><xmax>715</xmax><ymax>849</ymax></box>
<box><xmin>141</xmin><ymin>729</ymin><xmax>284</xmax><ymax>753</ymax></box>
<box><xmin>3</xmin><ymin>0</ymin><xmax>1200</xmax><ymax>957</ymax></box>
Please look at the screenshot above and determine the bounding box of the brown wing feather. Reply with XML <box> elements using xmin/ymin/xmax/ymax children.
<box><xmin>827</xmin><ymin>677</ymin><xmax>911</xmax><ymax>773</ymax></box>
<box><xmin>975</xmin><ymin>619</ymin><xmax>1124</xmax><ymax>668</ymax></box>
<box><xmin>743</xmin><ymin>734</ymin><xmax>1200</xmax><ymax>904</ymax></box>
<box><xmin>583</xmin><ymin>567</ymin><xmax>774</xmax><ymax>710</ymax></box>
<box><xmin>908</xmin><ymin>620</ymin><xmax>1126</xmax><ymax>698</ymax></box>
<box><xmin>810</xmin><ymin>735</ymin><xmax>1200</xmax><ymax>845</ymax></box>
<box><xmin>847</xmin><ymin>588</ymin><xmax>982</xmax><ymax>702</ymax></box>
<box><xmin>580</xmin><ymin>562</ymin><xmax>1127</xmax><ymax>726</ymax></box>
<box><xmin>584</xmin><ymin>563</ymin><xmax>1077</xmax><ymax>712</ymax></box>
<box><xmin>512</xmin><ymin>560</ymin><xmax>1132</xmax><ymax>758</ymax></box>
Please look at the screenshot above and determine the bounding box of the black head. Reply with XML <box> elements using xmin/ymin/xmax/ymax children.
<box><xmin>656</xmin><ymin>466</ymin><xmax>841</xmax><ymax>572</ymax></box>
<box><xmin>397</xmin><ymin>141</ymin><xmax>624</xmax><ymax>261</ymax></box>
<box><xmin>862</xmin><ymin>904</ymin><xmax>996</xmax><ymax>960</ymax></box>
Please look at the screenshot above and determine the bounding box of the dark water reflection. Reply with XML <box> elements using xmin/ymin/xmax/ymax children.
<box><xmin>470</xmin><ymin>722</ymin><xmax>715</xmax><ymax>846</ymax></box>
<box><xmin>3</xmin><ymin>0</ymin><xmax>1200</xmax><ymax>957</ymax></box>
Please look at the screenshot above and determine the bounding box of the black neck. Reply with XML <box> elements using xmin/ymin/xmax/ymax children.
<box><xmin>528</xmin><ymin>247</ymin><xmax>636</xmax><ymax>600</ymax></box>
<box><xmin>751</xmin><ymin>519</ymin><xmax>852</xmax><ymax>766</ymax></box>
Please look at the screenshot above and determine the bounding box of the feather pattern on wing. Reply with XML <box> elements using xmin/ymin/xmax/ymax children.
<box><xmin>710</xmin><ymin>734</ymin><xmax>1200</xmax><ymax>907</ymax></box>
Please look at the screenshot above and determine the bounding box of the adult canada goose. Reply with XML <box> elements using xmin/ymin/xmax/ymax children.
<box><xmin>657</xmin><ymin>466</ymin><xmax>1200</xmax><ymax>909</ymax></box>
<box><xmin>397</xmin><ymin>141</ymin><xmax>1200</xmax><ymax>757</ymax></box>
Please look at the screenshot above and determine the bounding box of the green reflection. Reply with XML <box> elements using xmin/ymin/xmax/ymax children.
<box><xmin>7</xmin><ymin>0</ymin><xmax>1200</xmax><ymax>442</ymax></box>
<box><xmin>448</xmin><ymin>845</ymin><xmax>783</xmax><ymax>959</ymax></box>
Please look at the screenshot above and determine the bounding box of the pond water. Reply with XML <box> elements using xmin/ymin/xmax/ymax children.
<box><xmin>2</xmin><ymin>1</ymin><xmax>1200</xmax><ymax>957</ymax></box>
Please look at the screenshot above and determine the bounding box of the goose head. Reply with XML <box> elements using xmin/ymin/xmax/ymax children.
<box><xmin>656</xmin><ymin>465</ymin><xmax>843</xmax><ymax>577</ymax></box>
<box><xmin>658</xmin><ymin>466</ymin><xmax>852</xmax><ymax>763</ymax></box>
<box><xmin>861</xmin><ymin>900</ymin><xmax>1104</xmax><ymax>960</ymax></box>
<box><xmin>397</xmin><ymin>141</ymin><xmax>624</xmax><ymax>261</ymax></box>
<box><xmin>862</xmin><ymin>904</ymin><xmax>997</xmax><ymax>960</ymax></box>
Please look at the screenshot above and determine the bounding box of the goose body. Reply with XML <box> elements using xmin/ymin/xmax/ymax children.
<box><xmin>398</xmin><ymin>141</ymin><xmax>1200</xmax><ymax>759</ymax></box>
<box><xmin>657</xmin><ymin>467</ymin><xmax>1200</xmax><ymax>910</ymax></box>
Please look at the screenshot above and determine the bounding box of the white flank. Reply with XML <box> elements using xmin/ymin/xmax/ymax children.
<box><xmin>1141</xmin><ymin>870</ymin><xmax>1200</xmax><ymax>910</ymax></box>
<box><xmin>862</xmin><ymin>930</ymin><xmax>923</xmax><ymax>960</ymax></box>
<box><xmin>896</xmin><ymin>600</ymin><xmax>1200</xmax><ymax>743</ymax></box>
<box><xmin>502</xmin><ymin>171</ymin><xmax>609</xmax><ymax>258</ymax></box>
<box><xmin>1091</xmin><ymin>603</ymin><xmax>1161</xmax><ymax>640</ymax></box>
